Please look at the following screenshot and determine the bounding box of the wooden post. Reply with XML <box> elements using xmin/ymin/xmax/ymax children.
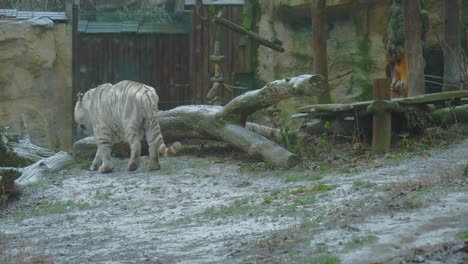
<box><xmin>311</xmin><ymin>0</ymin><xmax>332</xmax><ymax>103</ymax></box>
<box><xmin>372</xmin><ymin>78</ymin><xmax>392</xmax><ymax>155</ymax></box>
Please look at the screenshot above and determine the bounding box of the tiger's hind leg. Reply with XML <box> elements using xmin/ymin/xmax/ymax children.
<box><xmin>127</xmin><ymin>138</ymin><xmax>141</xmax><ymax>171</ymax></box>
<box><xmin>145</xmin><ymin>123</ymin><xmax>161</xmax><ymax>171</ymax></box>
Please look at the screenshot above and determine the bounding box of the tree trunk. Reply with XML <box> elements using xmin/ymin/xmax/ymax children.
<box><xmin>443</xmin><ymin>0</ymin><xmax>461</xmax><ymax>91</ymax></box>
<box><xmin>311</xmin><ymin>0</ymin><xmax>331</xmax><ymax>103</ymax></box>
<box><xmin>158</xmin><ymin>75</ymin><xmax>323</xmax><ymax>168</ymax></box>
<box><xmin>402</xmin><ymin>0</ymin><xmax>425</xmax><ymax>96</ymax></box>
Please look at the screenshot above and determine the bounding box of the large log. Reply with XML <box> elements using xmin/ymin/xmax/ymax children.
<box><xmin>16</xmin><ymin>151</ymin><xmax>73</xmax><ymax>186</ymax></box>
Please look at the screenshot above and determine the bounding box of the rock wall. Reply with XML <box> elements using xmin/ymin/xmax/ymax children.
<box><xmin>256</xmin><ymin>0</ymin><xmax>444</xmax><ymax>103</ymax></box>
<box><xmin>0</xmin><ymin>18</ymin><xmax>72</xmax><ymax>151</ymax></box>
<box><xmin>253</xmin><ymin>0</ymin><xmax>444</xmax><ymax>128</ymax></box>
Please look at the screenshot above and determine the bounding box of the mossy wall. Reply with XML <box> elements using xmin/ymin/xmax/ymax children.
<box><xmin>252</xmin><ymin>0</ymin><xmax>445</xmax><ymax>128</ymax></box>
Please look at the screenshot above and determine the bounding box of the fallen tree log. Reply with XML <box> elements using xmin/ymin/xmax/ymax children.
<box><xmin>1</xmin><ymin>132</ymin><xmax>54</xmax><ymax>167</ymax></box>
<box><xmin>431</xmin><ymin>104</ymin><xmax>468</xmax><ymax>124</ymax></box>
<box><xmin>74</xmin><ymin>75</ymin><xmax>324</xmax><ymax>168</ymax></box>
<box><xmin>16</xmin><ymin>151</ymin><xmax>73</xmax><ymax>186</ymax></box>
<box><xmin>159</xmin><ymin>75</ymin><xmax>323</xmax><ymax>168</ymax></box>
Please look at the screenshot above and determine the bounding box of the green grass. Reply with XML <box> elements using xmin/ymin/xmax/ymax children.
<box><xmin>189</xmin><ymin>160</ymin><xmax>211</xmax><ymax>169</ymax></box>
<box><xmin>305</xmin><ymin>255</ymin><xmax>341</xmax><ymax>264</ymax></box>
<box><xmin>455</xmin><ymin>230</ymin><xmax>468</xmax><ymax>240</ymax></box>
<box><xmin>344</xmin><ymin>235</ymin><xmax>379</xmax><ymax>250</ymax></box>
<box><xmin>94</xmin><ymin>189</ymin><xmax>112</xmax><ymax>200</ymax></box>
<box><xmin>16</xmin><ymin>200</ymin><xmax>93</xmax><ymax>222</ymax></box>
<box><xmin>352</xmin><ymin>180</ymin><xmax>376</xmax><ymax>190</ymax></box>
<box><xmin>203</xmin><ymin>198</ymin><xmax>255</xmax><ymax>219</ymax></box>
<box><xmin>285</xmin><ymin>174</ymin><xmax>324</xmax><ymax>183</ymax></box>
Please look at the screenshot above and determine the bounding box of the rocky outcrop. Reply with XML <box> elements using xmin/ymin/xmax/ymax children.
<box><xmin>0</xmin><ymin>18</ymin><xmax>72</xmax><ymax>150</ymax></box>
<box><xmin>254</xmin><ymin>0</ymin><xmax>445</xmax><ymax>128</ymax></box>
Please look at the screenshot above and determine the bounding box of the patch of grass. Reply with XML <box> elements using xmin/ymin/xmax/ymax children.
<box><xmin>353</xmin><ymin>180</ymin><xmax>376</xmax><ymax>190</ymax></box>
<box><xmin>94</xmin><ymin>189</ymin><xmax>112</xmax><ymax>200</ymax></box>
<box><xmin>16</xmin><ymin>200</ymin><xmax>93</xmax><ymax>222</ymax></box>
<box><xmin>190</xmin><ymin>160</ymin><xmax>211</xmax><ymax>169</ymax></box>
<box><xmin>344</xmin><ymin>235</ymin><xmax>379</xmax><ymax>250</ymax></box>
<box><xmin>145</xmin><ymin>186</ymin><xmax>161</xmax><ymax>194</ymax></box>
<box><xmin>26</xmin><ymin>178</ymin><xmax>54</xmax><ymax>189</ymax></box>
<box><xmin>65</xmin><ymin>214</ymin><xmax>78</xmax><ymax>222</ymax></box>
<box><xmin>235</xmin><ymin>181</ymin><xmax>252</xmax><ymax>188</ymax></box>
<box><xmin>455</xmin><ymin>230</ymin><xmax>468</xmax><ymax>240</ymax></box>
<box><xmin>304</xmin><ymin>255</ymin><xmax>341</xmax><ymax>264</ymax></box>
<box><xmin>238</xmin><ymin>161</ymin><xmax>276</xmax><ymax>172</ymax></box>
<box><xmin>284</xmin><ymin>173</ymin><xmax>324</xmax><ymax>183</ymax></box>
<box><xmin>203</xmin><ymin>198</ymin><xmax>255</xmax><ymax>219</ymax></box>
<box><xmin>289</xmin><ymin>184</ymin><xmax>336</xmax><ymax>195</ymax></box>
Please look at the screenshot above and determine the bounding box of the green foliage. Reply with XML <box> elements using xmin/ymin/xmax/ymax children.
<box><xmin>455</xmin><ymin>230</ymin><xmax>468</xmax><ymax>240</ymax></box>
<box><xmin>388</xmin><ymin>5</ymin><xmax>405</xmax><ymax>45</ymax></box>
<box><xmin>305</xmin><ymin>255</ymin><xmax>341</xmax><ymax>264</ymax></box>
<box><xmin>352</xmin><ymin>37</ymin><xmax>374</xmax><ymax>101</ymax></box>
<box><xmin>281</xmin><ymin>126</ymin><xmax>299</xmax><ymax>149</ymax></box>
<box><xmin>344</xmin><ymin>235</ymin><xmax>379</xmax><ymax>250</ymax></box>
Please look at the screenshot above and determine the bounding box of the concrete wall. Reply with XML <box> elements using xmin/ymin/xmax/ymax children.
<box><xmin>0</xmin><ymin>18</ymin><xmax>72</xmax><ymax>151</ymax></box>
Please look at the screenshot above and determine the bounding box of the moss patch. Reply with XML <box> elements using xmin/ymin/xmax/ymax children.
<box><xmin>351</xmin><ymin>37</ymin><xmax>373</xmax><ymax>101</ymax></box>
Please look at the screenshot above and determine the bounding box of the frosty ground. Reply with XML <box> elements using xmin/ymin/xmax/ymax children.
<box><xmin>0</xmin><ymin>140</ymin><xmax>467</xmax><ymax>263</ymax></box>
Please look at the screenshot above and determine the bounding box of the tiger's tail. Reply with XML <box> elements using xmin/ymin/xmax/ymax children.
<box><xmin>143</xmin><ymin>87</ymin><xmax>182</xmax><ymax>156</ymax></box>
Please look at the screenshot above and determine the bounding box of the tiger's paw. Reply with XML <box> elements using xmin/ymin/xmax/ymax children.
<box><xmin>98</xmin><ymin>165</ymin><xmax>113</xmax><ymax>173</ymax></box>
<box><xmin>127</xmin><ymin>161</ymin><xmax>139</xmax><ymax>171</ymax></box>
<box><xmin>148</xmin><ymin>162</ymin><xmax>161</xmax><ymax>171</ymax></box>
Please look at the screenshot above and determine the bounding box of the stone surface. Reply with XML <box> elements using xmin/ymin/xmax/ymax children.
<box><xmin>254</xmin><ymin>0</ymin><xmax>444</xmax><ymax>129</ymax></box>
<box><xmin>0</xmin><ymin>18</ymin><xmax>72</xmax><ymax>151</ymax></box>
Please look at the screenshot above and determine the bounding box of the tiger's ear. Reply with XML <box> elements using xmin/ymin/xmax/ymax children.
<box><xmin>77</xmin><ymin>92</ymin><xmax>84</xmax><ymax>102</ymax></box>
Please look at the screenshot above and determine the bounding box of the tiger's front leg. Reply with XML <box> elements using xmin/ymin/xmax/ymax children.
<box><xmin>95</xmin><ymin>129</ymin><xmax>113</xmax><ymax>173</ymax></box>
<box><xmin>96</xmin><ymin>144</ymin><xmax>113</xmax><ymax>173</ymax></box>
<box><xmin>90</xmin><ymin>154</ymin><xmax>102</xmax><ymax>171</ymax></box>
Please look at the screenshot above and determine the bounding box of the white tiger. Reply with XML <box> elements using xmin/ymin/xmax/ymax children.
<box><xmin>74</xmin><ymin>80</ymin><xmax>181</xmax><ymax>173</ymax></box>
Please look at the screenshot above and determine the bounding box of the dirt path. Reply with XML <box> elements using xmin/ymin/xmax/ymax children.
<box><xmin>1</xmin><ymin>140</ymin><xmax>467</xmax><ymax>263</ymax></box>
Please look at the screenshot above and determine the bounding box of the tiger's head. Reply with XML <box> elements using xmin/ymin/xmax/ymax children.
<box><xmin>74</xmin><ymin>92</ymin><xmax>93</xmax><ymax>135</ymax></box>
